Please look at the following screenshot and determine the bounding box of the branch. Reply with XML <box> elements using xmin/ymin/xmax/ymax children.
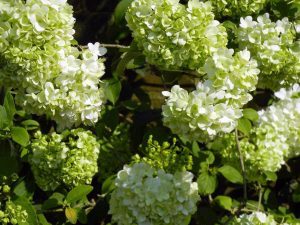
<box><xmin>100</xmin><ymin>43</ymin><xmax>130</xmax><ymax>49</ymax></box>
<box><xmin>235</xmin><ymin>128</ymin><xmax>247</xmax><ymax>205</ymax></box>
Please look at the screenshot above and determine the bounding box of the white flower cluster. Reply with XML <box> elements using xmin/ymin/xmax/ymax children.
<box><xmin>0</xmin><ymin>0</ymin><xmax>106</xmax><ymax>128</ymax></box>
<box><xmin>237</xmin><ymin>13</ymin><xmax>300</xmax><ymax>90</ymax></box>
<box><xmin>29</xmin><ymin>129</ymin><xmax>100</xmax><ymax>191</ymax></box>
<box><xmin>231</xmin><ymin>212</ymin><xmax>277</xmax><ymax>225</ymax></box>
<box><xmin>109</xmin><ymin>163</ymin><xmax>200</xmax><ymax>225</ymax></box>
<box><xmin>162</xmin><ymin>49</ymin><xmax>259</xmax><ymax>142</ymax></box>
<box><xmin>256</xmin><ymin>84</ymin><xmax>300</xmax><ymax>161</ymax></box>
<box><xmin>126</xmin><ymin>0</ymin><xmax>228</xmax><ymax>71</ymax></box>
<box><xmin>216</xmin><ymin>84</ymin><xmax>300</xmax><ymax>174</ymax></box>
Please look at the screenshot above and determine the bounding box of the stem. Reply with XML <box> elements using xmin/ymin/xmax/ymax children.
<box><xmin>257</xmin><ymin>184</ymin><xmax>263</xmax><ymax>211</ymax></box>
<box><xmin>79</xmin><ymin>44</ymin><xmax>130</xmax><ymax>50</ymax></box>
<box><xmin>235</xmin><ymin>128</ymin><xmax>247</xmax><ymax>205</ymax></box>
<box><xmin>100</xmin><ymin>44</ymin><xmax>130</xmax><ymax>49</ymax></box>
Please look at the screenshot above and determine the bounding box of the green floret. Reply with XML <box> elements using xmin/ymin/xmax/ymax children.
<box><xmin>132</xmin><ymin>135</ymin><xmax>193</xmax><ymax>173</ymax></box>
<box><xmin>29</xmin><ymin>129</ymin><xmax>100</xmax><ymax>191</ymax></box>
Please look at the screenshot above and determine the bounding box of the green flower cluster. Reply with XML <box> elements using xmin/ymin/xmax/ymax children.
<box><xmin>0</xmin><ymin>201</ymin><xmax>28</xmax><ymax>225</ymax></box>
<box><xmin>29</xmin><ymin>129</ymin><xmax>100</xmax><ymax>191</ymax></box>
<box><xmin>132</xmin><ymin>135</ymin><xmax>193</xmax><ymax>173</ymax></box>
<box><xmin>98</xmin><ymin>123</ymin><xmax>133</xmax><ymax>182</ymax></box>
<box><xmin>209</xmin><ymin>0</ymin><xmax>268</xmax><ymax>18</ymax></box>
<box><xmin>109</xmin><ymin>163</ymin><xmax>200</xmax><ymax>225</ymax></box>
<box><xmin>126</xmin><ymin>0</ymin><xmax>227</xmax><ymax>71</ymax></box>
<box><xmin>237</xmin><ymin>13</ymin><xmax>299</xmax><ymax>90</ymax></box>
<box><xmin>230</xmin><ymin>212</ymin><xmax>277</xmax><ymax>225</ymax></box>
<box><xmin>0</xmin><ymin>175</ymin><xmax>28</xmax><ymax>225</ymax></box>
<box><xmin>0</xmin><ymin>0</ymin><xmax>106</xmax><ymax>128</ymax></box>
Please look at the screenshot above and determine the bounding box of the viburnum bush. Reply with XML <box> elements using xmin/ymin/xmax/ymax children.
<box><xmin>0</xmin><ymin>0</ymin><xmax>299</xmax><ymax>224</ymax></box>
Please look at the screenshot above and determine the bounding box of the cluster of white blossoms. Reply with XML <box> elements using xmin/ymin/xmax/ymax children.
<box><xmin>126</xmin><ymin>0</ymin><xmax>228</xmax><ymax>71</ymax></box>
<box><xmin>0</xmin><ymin>0</ymin><xmax>106</xmax><ymax>128</ymax></box>
<box><xmin>230</xmin><ymin>212</ymin><xmax>277</xmax><ymax>225</ymax></box>
<box><xmin>109</xmin><ymin>163</ymin><xmax>200</xmax><ymax>225</ymax></box>
<box><xmin>237</xmin><ymin>13</ymin><xmax>300</xmax><ymax>90</ymax></box>
<box><xmin>256</xmin><ymin>84</ymin><xmax>300</xmax><ymax>160</ymax></box>
<box><xmin>214</xmin><ymin>84</ymin><xmax>300</xmax><ymax>175</ymax></box>
<box><xmin>162</xmin><ymin>49</ymin><xmax>259</xmax><ymax>142</ymax></box>
<box><xmin>208</xmin><ymin>0</ymin><xmax>268</xmax><ymax>18</ymax></box>
<box><xmin>29</xmin><ymin>129</ymin><xmax>100</xmax><ymax>191</ymax></box>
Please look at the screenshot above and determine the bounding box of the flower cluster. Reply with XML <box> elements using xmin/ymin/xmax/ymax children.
<box><xmin>162</xmin><ymin>48</ymin><xmax>259</xmax><ymax>142</ymax></box>
<box><xmin>126</xmin><ymin>0</ymin><xmax>227</xmax><ymax>71</ymax></box>
<box><xmin>257</xmin><ymin>84</ymin><xmax>300</xmax><ymax>159</ymax></box>
<box><xmin>0</xmin><ymin>0</ymin><xmax>106</xmax><ymax>128</ymax></box>
<box><xmin>29</xmin><ymin>129</ymin><xmax>100</xmax><ymax>191</ymax></box>
<box><xmin>132</xmin><ymin>135</ymin><xmax>193</xmax><ymax>173</ymax></box>
<box><xmin>230</xmin><ymin>212</ymin><xmax>277</xmax><ymax>225</ymax></box>
<box><xmin>211</xmin><ymin>84</ymin><xmax>300</xmax><ymax>176</ymax></box>
<box><xmin>109</xmin><ymin>163</ymin><xmax>200</xmax><ymax>225</ymax></box>
<box><xmin>0</xmin><ymin>201</ymin><xmax>28</xmax><ymax>225</ymax></box>
<box><xmin>204</xmin><ymin>48</ymin><xmax>259</xmax><ymax>107</ymax></box>
<box><xmin>0</xmin><ymin>175</ymin><xmax>28</xmax><ymax>225</ymax></box>
<box><xmin>237</xmin><ymin>13</ymin><xmax>299</xmax><ymax>90</ymax></box>
<box><xmin>209</xmin><ymin>0</ymin><xmax>268</xmax><ymax>18</ymax></box>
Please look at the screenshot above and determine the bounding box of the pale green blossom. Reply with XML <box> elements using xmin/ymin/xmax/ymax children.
<box><xmin>237</xmin><ymin>13</ymin><xmax>299</xmax><ymax>90</ymax></box>
<box><xmin>208</xmin><ymin>0</ymin><xmax>268</xmax><ymax>18</ymax></box>
<box><xmin>109</xmin><ymin>163</ymin><xmax>200</xmax><ymax>225</ymax></box>
<box><xmin>0</xmin><ymin>0</ymin><xmax>106</xmax><ymax>128</ymax></box>
<box><xmin>126</xmin><ymin>0</ymin><xmax>227</xmax><ymax>71</ymax></box>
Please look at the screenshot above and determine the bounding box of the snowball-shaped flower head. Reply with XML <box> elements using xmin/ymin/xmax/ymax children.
<box><xmin>109</xmin><ymin>163</ymin><xmax>200</xmax><ymax>225</ymax></box>
<box><xmin>29</xmin><ymin>129</ymin><xmax>100</xmax><ymax>191</ymax></box>
<box><xmin>237</xmin><ymin>13</ymin><xmax>299</xmax><ymax>90</ymax></box>
<box><xmin>213</xmin><ymin>84</ymin><xmax>300</xmax><ymax>176</ymax></box>
<box><xmin>209</xmin><ymin>0</ymin><xmax>268</xmax><ymax>18</ymax></box>
<box><xmin>126</xmin><ymin>0</ymin><xmax>227</xmax><ymax>72</ymax></box>
<box><xmin>0</xmin><ymin>0</ymin><xmax>106</xmax><ymax>128</ymax></box>
<box><xmin>162</xmin><ymin>81</ymin><xmax>245</xmax><ymax>142</ymax></box>
<box><xmin>230</xmin><ymin>212</ymin><xmax>277</xmax><ymax>225</ymax></box>
<box><xmin>257</xmin><ymin>84</ymin><xmax>300</xmax><ymax>158</ymax></box>
<box><xmin>204</xmin><ymin>48</ymin><xmax>259</xmax><ymax>107</ymax></box>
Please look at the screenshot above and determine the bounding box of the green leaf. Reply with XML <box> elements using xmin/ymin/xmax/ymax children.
<box><xmin>243</xmin><ymin>108</ymin><xmax>259</xmax><ymax>122</ymax></box>
<box><xmin>214</xmin><ymin>196</ymin><xmax>232</xmax><ymax>211</ymax></box>
<box><xmin>246</xmin><ymin>200</ymin><xmax>264</xmax><ymax>211</ymax></box>
<box><xmin>104</xmin><ymin>78</ymin><xmax>122</xmax><ymax>104</ymax></box>
<box><xmin>0</xmin><ymin>141</ymin><xmax>20</xmax><ymax>176</ymax></box>
<box><xmin>218</xmin><ymin>165</ymin><xmax>243</xmax><ymax>184</ymax></box>
<box><xmin>21</xmin><ymin>120</ymin><xmax>39</xmax><ymax>130</ymax></box>
<box><xmin>65</xmin><ymin>207</ymin><xmax>77</xmax><ymax>225</ymax></box>
<box><xmin>102</xmin><ymin>175</ymin><xmax>116</xmax><ymax>195</ymax></box>
<box><xmin>4</xmin><ymin>91</ymin><xmax>16</xmax><ymax>122</ymax></box>
<box><xmin>78</xmin><ymin>208</ymin><xmax>88</xmax><ymax>224</ymax></box>
<box><xmin>13</xmin><ymin>196</ymin><xmax>38</xmax><ymax>225</ymax></box>
<box><xmin>13</xmin><ymin>178</ymin><xmax>35</xmax><ymax>198</ymax></box>
<box><xmin>42</xmin><ymin>193</ymin><xmax>65</xmax><ymax>210</ymax></box>
<box><xmin>66</xmin><ymin>185</ymin><xmax>93</xmax><ymax>204</ymax></box>
<box><xmin>237</xmin><ymin>118</ymin><xmax>252</xmax><ymax>136</ymax></box>
<box><xmin>197</xmin><ymin>172</ymin><xmax>217</xmax><ymax>195</ymax></box>
<box><xmin>114</xmin><ymin>0</ymin><xmax>133</xmax><ymax>25</ymax></box>
<box><xmin>11</xmin><ymin>126</ymin><xmax>30</xmax><ymax>147</ymax></box>
<box><xmin>264</xmin><ymin>171</ymin><xmax>278</xmax><ymax>182</ymax></box>
<box><xmin>0</xmin><ymin>106</ymin><xmax>9</xmax><ymax>129</ymax></box>
<box><xmin>37</xmin><ymin>214</ymin><xmax>51</xmax><ymax>225</ymax></box>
